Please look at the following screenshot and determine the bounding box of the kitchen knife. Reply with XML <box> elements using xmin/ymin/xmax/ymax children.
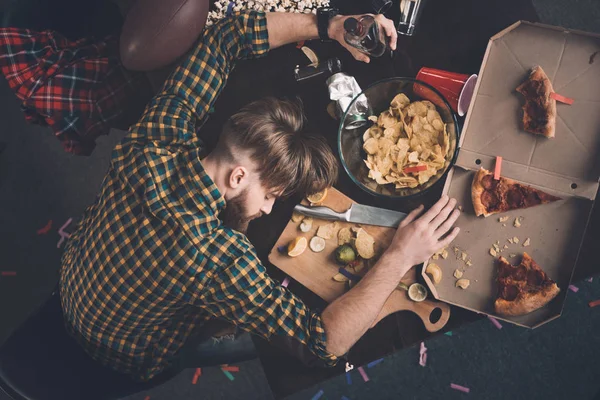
<box><xmin>294</xmin><ymin>203</ymin><xmax>407</xmax><ymax>228</ymax></box>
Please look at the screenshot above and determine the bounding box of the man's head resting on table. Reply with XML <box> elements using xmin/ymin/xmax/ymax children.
<box><xmin>203</xmin><ymin>97</ymin><xmax>338</xmax><ymax>233</ymax></box>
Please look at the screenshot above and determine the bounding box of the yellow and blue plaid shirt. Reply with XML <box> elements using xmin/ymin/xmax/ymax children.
<box><xmin>59</xmin><ymin>11</ymin><xmax>338</xmax><ymax>381</ymax></box>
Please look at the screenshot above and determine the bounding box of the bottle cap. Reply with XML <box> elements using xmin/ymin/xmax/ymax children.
<box><xmin>343</xmin><ymin>18</ymin><xmax>360</xmax><ymax>34</ymax></box>
<box><xmin>371</xmin><ymin>0</ymin><xmax>392</xmax><ymax>14</ymax></box>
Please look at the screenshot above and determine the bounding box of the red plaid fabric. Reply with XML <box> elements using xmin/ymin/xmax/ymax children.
<box><xmin>0</xmin><ymin>28</ymin><xmax>150</xmax><ymax>155</ymax></box>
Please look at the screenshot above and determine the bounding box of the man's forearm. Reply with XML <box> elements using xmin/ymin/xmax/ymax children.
<box><xmin>266</xmin><ymin>12</ymin><xmax>319</xmax><ymax>49</ymax></box>
<box><xmin>320</xmin><ymin>254</ymin><xmax>410</xmax><ymax>356</ymax></box>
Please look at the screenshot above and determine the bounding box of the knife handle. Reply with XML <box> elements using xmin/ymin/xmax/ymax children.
<box><xmin>294</xmin><ymin>204</ymin><xmax>350</xmax><ymax>222</ymax></box>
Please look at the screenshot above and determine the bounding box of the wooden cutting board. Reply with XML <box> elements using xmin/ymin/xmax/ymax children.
<box><xmin>268</xmin><ymin>188</ymin><xmax>450</xmax><ymax>332</ymax></box>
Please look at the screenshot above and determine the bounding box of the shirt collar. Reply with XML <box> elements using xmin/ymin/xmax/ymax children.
<box><xmin>187</xmin><ymin>149</ymin><xmax>226</xmax><ymax>215</ymax></box>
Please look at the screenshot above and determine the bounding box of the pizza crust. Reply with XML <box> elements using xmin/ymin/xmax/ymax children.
<box><xmin>495</xmin><ymin>283</ymin><xmax>560</xmax><ymax>317</ymax></box>
<box><xmin>516</xmin><ymin>66</ymin><xmax>556</xmax><ymax>138</ymax></box>
<box><xmin>471</xmin><ymin>168</ymin><xmax>490</xmax><ymax>217</ymax></box>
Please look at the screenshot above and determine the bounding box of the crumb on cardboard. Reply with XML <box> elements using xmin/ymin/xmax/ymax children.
<box><xmin>461</xmin><ymin>252</ymin><xmax>467</xmax><ymax>261</ymax></box>
<box><xmin>498</xmin><ymin>216</ymin><xmax>509</xmax><ymax>223</ymax></box>
<box><xmin>523</xmin><ymin>238</ymin><xmax>531</xmax><ymax>247</ymax></box>
<box><xmin>514</xmin><ymin>217</ymin><xmax>523</xmax><ymax>228</ymax></box>
<box><xmin>454</xmin><ymin>269</ymin><xmax>463</xmax><ymax>279</ymax></box>
<box><xmin>489</xmin><ymin>248</ymin><xmax>498</xmax><ymax>257</ymax></box>
<box><xmin>508</xmin><ymin>238</ymin><xmax>514</xmax><ymax>244</ymax></box>
<box><xmin>441</xmin><ymin>249</ymin><xmax>449</xmax><ymax>259</ymax></box>
<box><xmin>466</xmin><ymin>260</ymin><xmax>473</xmax><ymax>267</ymax></box>
<box><xmin>513</xmin><ymin>236</ymin><xmax>519</xmax><ymax>244</ymax></box>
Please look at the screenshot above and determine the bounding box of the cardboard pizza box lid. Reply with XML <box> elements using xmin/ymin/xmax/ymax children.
<box><xmin>423</xmin><ymin>21</ymin><xmax>600</xmax><ymax>328</ymax></box>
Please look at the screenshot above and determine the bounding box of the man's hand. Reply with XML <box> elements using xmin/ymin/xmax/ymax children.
<box><xmin>328</xmin><ymin>14</ymin><xmax>398</xmax><ymax>64</ymax></box>
<box><xmin>386</xmin><ymin>196</ymin><xmax>461</xmax><ymax>272</ymax></box>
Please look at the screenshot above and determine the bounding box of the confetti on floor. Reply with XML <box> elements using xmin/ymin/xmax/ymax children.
<box><xmin>191</xmin><ymin>368</ymin><xmax>202</xmax><ymax>384</ymax></box>
<box><xmin>444</xmin><ymin>331</ymin><xmax>453</xmax><ymax>336</ymax></box>
<box><xmin>144</xmin><ymin>396</ymin><xmax>150</xmax><ymax>400</ymax></box>
<box><xmin>367</xmin><ymin>358</ymin><xmax>384</xmax><ymax>368</ymax></box>
<box><xmin>281</xmin><ymin>276</ymin><xmax>290</xmax><ymax>288</ymax></box>
<box><xmin>419</xmin><ymin>342</ymin><xmax>428</xmax><ymax>367</ymax></box>
<box><xmin>222</xmin><ymin>369</ymin><xmax>235</xmax><ymax>381</ymax></box>
<box><xmin>310</xmin><ymin>389</ymin><xmax>324</xmax><ymax>400</ymax></box>
<box><xmin>341</xmin><ymin>396</ymin><xmax>350</xmax><ymax>400</ymax></box>
<box><xmin>586</xmin><ymin>277</ymin><xmax>593</xmax><ymax>282</ymax></box>
<box><xmin>589</xmin><ymin>299</ymin><xmax>600</xmax><ymax>308</ymax></box>
<box><xmin>1</xmin><ymin>271</ymin><xmax>16</xmax><ymax>276</ymax></box>
<box><xmin>36</xmin><ymin>219</ymin><xmax>52</xmax><ymax>235</ymax></box>
<box><xmin>221</xmin><ymin>365</ymin><xmax>239</xmax><ymax>372</ymax></box>
<box><xmin>488</xmin><ymin>316</ymin><xmax>502</xmax><ymax>329</ymax></box>
<box><xmin>57</xmin><ymin>217</ymin><xmax>73</xmax><ymax>248</ymax></box>
<box><xmin>357</xmin><ymin>366</ymin><xmax>369</xmax><ymax>382</ymax></box>
<box><xmin>451</xmin><ymin>383</ymin><xmax>471</xmax><ymax>393</ymax></box>
<box><xmin>345</xmin><ymin>372</ymin><xmax>352</xmax><ymax>385</ymax></box>
<box><xmin>568</xmin><ymin>284</ymin><xmax>579</xmax><ymax>293</ymax></box>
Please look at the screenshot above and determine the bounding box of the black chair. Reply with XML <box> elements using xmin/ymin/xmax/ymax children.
<box><xmin>0</xmin><ymin>289</ymin><xmax>181</xmax><ymax>400</ymax></box>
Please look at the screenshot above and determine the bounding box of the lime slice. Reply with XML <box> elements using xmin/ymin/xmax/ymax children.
<box><xmin>408</xmin><ymin>283</ymin><xmax>428</xmax><ymax>302</ymax></box>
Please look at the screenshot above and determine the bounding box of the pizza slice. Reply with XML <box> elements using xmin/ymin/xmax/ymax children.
<box><xmin>516</xmin><ymin>66</ymin><xmax>557</xmax><ymax>138</ymax></box>
<box><xmin>471</xmin><ymin>168</ymin><xmax>560</xmax><ymax>217</ymax></box>
<box><xmin>494</xmin><ymin>253</ymin><xmax>560</xmax><ymax>317</ymax></box>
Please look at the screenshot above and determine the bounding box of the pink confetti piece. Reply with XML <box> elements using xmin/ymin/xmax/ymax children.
<box><xmin>59</xmin><ymin>217</ymin><xmax>73</xmax><ymax>235</ymax></box>
<box><xmin>144</xmin><ymin>396</ymin><xmax>150</xmax><ymax>400</ymax></box>
<box><xmin>419</xmin><ymin>342</ymin><xmax>427</xmax><ymax>367</ymax></box>
<box><xmin>586</xmin><ymin>277</ymin><xmax>593</xmax><ymax>282</ymax></box>
<box><xmin>1</xmin><ymin>271</ymin><xmax>16</xmax><ymax>276</ymax></box>
<box><xmin>488</xmin><ymin>316</ymin><xmax>502</xmax><ymax>329</ymax></box>
<box><xmin>56</xmin><ymin>233</ymin><xmax>69</xmax><ymax>249</ymax></box>
<box><xmin>36</xmin><ymin>220</ymin><xmax>53</xmax><ymax>235</ymax></box>
<box><xmin>281</xmin><ymin>277</ymin><xmax>290</xmax><ymax>288</ymax></box>
<box><xmin>568</xmin><ymin>284</ymin><xmax>579</xmax><ymax>293</ymax></box>
<box><xmin>451</xmin><ymin>383</ymin><xmax>470</xmax><ymax>393</ymax></box>
<box><xmin>357</xmin><ymin>366</ymin><xmax>369</xmax><ymax>382</ymax></box>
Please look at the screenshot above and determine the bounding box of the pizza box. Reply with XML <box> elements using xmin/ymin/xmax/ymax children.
<box><xmin>421</xmin><ymin>21</ymin><xmax>600</xmax><ymax>328</ymax></box>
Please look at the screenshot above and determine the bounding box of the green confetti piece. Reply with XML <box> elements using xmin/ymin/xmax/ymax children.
<box><xmin>222</xmin><ymin>369</ymin><xmax>235</xmax><ymax>381</ymax></box>
<box><xmin>444</xmin><ymin>331</ymin><xmax>453</xmax><ymax>336</ymax></box>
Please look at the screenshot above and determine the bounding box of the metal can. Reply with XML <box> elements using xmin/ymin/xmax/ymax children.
<box><xmin>326</xmin><ymin>72</ymin><xmax>370</xmax><ymax>130</ymax></box>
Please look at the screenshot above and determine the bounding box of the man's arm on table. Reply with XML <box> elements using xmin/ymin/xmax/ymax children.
<box><xmin>121</xmin><ymin>11</ymin><xmax>397</xmax><ymax>152</ymax></box>
<box><xmin>196</xmin><ymin>197</ymin><xmax>459</xmax><ymax>365</ymax></box>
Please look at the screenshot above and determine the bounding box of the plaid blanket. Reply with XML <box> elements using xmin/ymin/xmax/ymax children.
<box><xmin>0</xmin><ymin>28</ymin><xmax>150</xmax><ymax>155</ymax></box>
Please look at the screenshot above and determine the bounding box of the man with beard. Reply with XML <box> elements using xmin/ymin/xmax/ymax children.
<box><xmin>59</xmin><ymin>10</ymin><xmax>461</xmax><ymax>382</ymax></box>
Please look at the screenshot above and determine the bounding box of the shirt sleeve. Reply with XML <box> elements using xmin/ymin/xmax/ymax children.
<box><xmin>194</xmin><ymin>227</ymin><xmax>339</xmax><ymax>366</ymax></box>
<box><xmin>123</xmin><ymin>11</ymin><xmax>270</xmax><ymax>152</ymax></box>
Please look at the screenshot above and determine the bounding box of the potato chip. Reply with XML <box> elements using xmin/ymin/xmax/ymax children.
<box><xmin>361</xmin><ymin>94</ymin><xmax>451</xmax><ymax>192</ymax></box>
<box><xmin>316</xmin><ymin>222</ymin><xmax>338</xmax><ymax>239</ymax></box>
<box><xmin>363</xmin><ymin>138</ymin><xmax>379</xmax><ymax>155</ymax></box>
<box><xmin>355</xmin><ymin>228</ymin><xmax>375</xmax><ymax>259</ymax></box>
<box><xmin>338</xmin><ymin>227</ymin><xmax>353</xmax><ymax>246</ymax></box>
<box><xmin>368</xmin><ymin>115</ymin><xmax>378</xmax><ymax>123</ymax></box>
<box><xmin>291</xmin><ymin>212</ymin><xmax>303</xmax><ymax>223</ymax></box>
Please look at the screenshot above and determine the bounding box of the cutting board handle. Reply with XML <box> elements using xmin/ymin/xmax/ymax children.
<box><xmin>372</xmin><ymin>290</ymin><xmax>451</xmax><ymax>332</ymax></box>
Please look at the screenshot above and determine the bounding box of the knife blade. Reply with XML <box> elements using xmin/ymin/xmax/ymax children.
<box><xmin>294</xmin><ymin>203</ymin><xmax>407</xmax><ymax>228</ymax></box>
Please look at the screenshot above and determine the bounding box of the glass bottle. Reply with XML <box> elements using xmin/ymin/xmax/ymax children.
<box><xmin>343</xmin><ymin>16</ymin><xmax>387</xmax><ymax>58</ymax></box>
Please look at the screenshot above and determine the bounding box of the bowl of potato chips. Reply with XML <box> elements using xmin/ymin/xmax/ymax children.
<box><xmin>338</xmin><ymin>77</ymin><xmax>459</xmax><ymax>199</ymax></box>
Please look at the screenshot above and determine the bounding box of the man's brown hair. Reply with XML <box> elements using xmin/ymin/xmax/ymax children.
<box><xmin>214</xmin><ymin>97</ymin><xmax>338</xmax><ymax>198</ymax></box>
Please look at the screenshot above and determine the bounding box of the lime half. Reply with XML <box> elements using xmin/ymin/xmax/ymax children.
<box><xmin>408</xmin><ymin>283</ymin><xmax>428</xmax><ymax>302</ymax></box>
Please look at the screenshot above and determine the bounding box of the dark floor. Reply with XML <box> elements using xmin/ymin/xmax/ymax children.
<box><xmin>0</xmin><ymin>0</ymin><xmax>599</xmax><ymax>399</ymax></box>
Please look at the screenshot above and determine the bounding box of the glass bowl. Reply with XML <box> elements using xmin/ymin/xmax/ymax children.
<box><xmin>338</xmin><ymin>77</ymin><xmax>460</xmax><ymax>199</ymax></box>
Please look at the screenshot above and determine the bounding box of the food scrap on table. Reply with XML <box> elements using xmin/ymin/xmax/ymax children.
<box><xmin>362</xmin><ymin>93</ymin><xmax>450</xmax><ymax>191</ymax></box>
<box><xmin>408</xmin><ymin>283</ymin><xmax>428</xmax><ymax>302</ymax></box>
<box><xmin>306</xmin><ymin>188</ymin><xmax>328</xmax><ymax>204</ymax></box>
<box><xmin>299</xmin><ymin>217</ymin><xmax>313</xmax><ymax>232</ymax></box>
<box><xmin>337</xmin><ymin>227</ymin><xmax>352</xmax><ymax>246</ymax></box>
<box><xmin>456</xmin><ymin>279</ymin><xmax>470</xmax><ymax>289</ymax></box>
<box><xmin>453</xmin><ymin>269</ymin><xmax>463</xmax><ymax>279</ymax></box>
<box><xmin>316</xmin><ymin>221</ymin><xmax>339</xmax><ymax>239</ymax></box>
<box><xmin>291</xmin><ymin>212</ymin><xmax>303</xmax><ymax>223</ymax></box>
<box><xmin>523</xmin><ymin>238</ymin><xmax>531</xmax><ymax>247</ymax></box>
<box><xmin>514</xmin><ymin>217</ymin><xmax>523</xmax><ymax>227</ymax></box>
<box><xmin>286</xmin><ymin>237</ymin><xmax>307</xmax><ymax>257</ymax></box>
<box><xmin>426</xmin><ymin>263</ymin><xmax>442</xmax><ymax>284</ymax></box>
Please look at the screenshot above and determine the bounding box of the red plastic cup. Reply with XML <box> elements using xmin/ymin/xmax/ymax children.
<box><xmin>414</xmin><ymin>67</ymin><xmax>477</xmax><ymax>116</ymax></box>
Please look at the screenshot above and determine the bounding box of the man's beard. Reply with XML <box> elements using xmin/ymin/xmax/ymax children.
<box><xmin>221</xmin><ymin>188</ymin><xmax>262</xmax><ymax>234</ymax></box>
